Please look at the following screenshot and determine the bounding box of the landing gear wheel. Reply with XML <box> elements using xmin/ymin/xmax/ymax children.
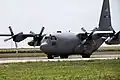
<box><xmin>82</xmin><ymin>55</ymin><xmax>90</xmax><ymax>58</ymax></box>
<box><xmin>47</xmin><ymin>55</ymin><xmax>54</xmax><ymax>59</ymax></box>
<box><xmin>60</xmin><ymin>55</ymin><xmax>68</xmax><ymax>59</ymax></box>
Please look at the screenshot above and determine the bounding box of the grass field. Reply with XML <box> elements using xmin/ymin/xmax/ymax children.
<box><xmin>0</xmin><ymin>60</ymin><xmax>120</xmax><ymax>80</ymax></box>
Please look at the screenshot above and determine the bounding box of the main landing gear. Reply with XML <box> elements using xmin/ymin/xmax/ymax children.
<box><xmin>47</xmin><ymin>54</ymin><xmax>69</xmax><ymax>59</ymax></box>
<box><xmin>60</xmin><ymin>55</ymin><xmax>68</xmax><ymax>59</ymax></box>
<box><xmin>47</xmin><ymin>54</ymin><xmax>90</xmax><ymax>59</ymax></box>
<box><xmin>82</xmin><ymin>54</ymin><xmax>90</xmax><ymax>58</ymax></box>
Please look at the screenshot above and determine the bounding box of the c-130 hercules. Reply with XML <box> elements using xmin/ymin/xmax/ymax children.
<box><xmin>0</xmin><ymin>0</ymin><xmax>115</xmax><ymax>59</ymax></box>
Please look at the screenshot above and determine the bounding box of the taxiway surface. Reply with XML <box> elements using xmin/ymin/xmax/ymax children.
<box><xmin>0</xmin><ymin>54</ymin><xmax>120</xmax><ymax>64</ymax></box>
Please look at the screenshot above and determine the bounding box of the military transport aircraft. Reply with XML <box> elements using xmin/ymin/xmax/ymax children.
<box><xmin>0</xmin><ymin>0</ymin><xmax>115</xmax><ymax>59</ymax></box>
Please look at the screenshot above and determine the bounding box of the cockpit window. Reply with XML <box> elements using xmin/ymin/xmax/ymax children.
<box><xmin>51</xmin><ymin>36</ymin><xmax>57</xmax><ymax>40</ymax></box>
<box><xmin>44</xmin><ymin>36</ymin><xmax>57</xmax><ymax>40</ymax></box>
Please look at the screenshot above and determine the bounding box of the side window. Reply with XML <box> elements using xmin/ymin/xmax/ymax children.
<box><xmin>51</xmin><ymin>36</ymin><xmax>57</xmax><ymax>46</ymax></box>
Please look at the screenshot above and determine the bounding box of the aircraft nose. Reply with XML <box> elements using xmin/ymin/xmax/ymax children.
<box><xmin>40</xmin><ymin>42</ymin><xmax>49</xmax><ymax>51</ymax></box>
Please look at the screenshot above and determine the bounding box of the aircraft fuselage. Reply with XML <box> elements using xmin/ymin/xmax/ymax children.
<box><xmin>40</xmin><ymin>32</ymin><xmax>80</xmax><ymax>56</ymax></box>
<box><xmin>40</xmin><ymin>32</ymin><xmax>107</xmax><ymax>59</ymax></box>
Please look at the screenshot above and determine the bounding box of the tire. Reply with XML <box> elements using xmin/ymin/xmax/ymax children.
<box><xmin>82</xmin><ymin>55</ymin><xmax>90</xmax><ymax>58</ymax></box>
<box><xmin>60</xmin><ymin>55</ymin><xmax>68</xmax><ymax>59</ymax></box>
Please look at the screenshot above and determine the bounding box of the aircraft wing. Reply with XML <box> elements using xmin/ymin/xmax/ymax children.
<box><xmin>93</xmin><ymin>31</ymin><xmax>113</xmax><ymax>34</ymax></box>
<box><xmin>76</xmin><ymin>31</ymin><xmax>113</xmax><ymax>39</ymax></box>
<box><xmin>0</xmin><ymin>33</ymin><xmax>40</xmax><ymax>37</ymax></box>
<box><xmin>0</xmin><ymin>34</ymin><xmax>12</xmax><ymax>36</ymax></box>
<box><xmin>0</xmin><ymin>26</ymin><xmax>45</xmax><ymax>43</ymax></box>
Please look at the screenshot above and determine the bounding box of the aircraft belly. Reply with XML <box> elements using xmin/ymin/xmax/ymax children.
<box><xmin>40</xmin><ymin>44</ymin><xmax>74</xmax><ymax>54</ymax></box>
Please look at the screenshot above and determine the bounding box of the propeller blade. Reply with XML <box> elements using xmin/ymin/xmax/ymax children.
<box><xmin>87</xmin><ymin>27</ymin><xmax>98</xmax><ymax>40</ymax></box>
<box><xmin>30</xmin><ymin>31</ymin><xmax>35</xmax><ymax>35</ymax></box>
<box><xmin>87</xmin><ymin>31</ymin><xmax>95</xmax><ymax>40</ymax></box>
<box><xmin>34</xmin><ymin>41</ymin><xmax>38</xmax><ymax>47</ymax></box>
<box><xmin>15</xmin><ymin>42</ymin><xmax>18</xmax><ymax>48</ymax></box>
<box><xmin>82</xmin><ymin>27</ymin><xmax>98</xmax><ymax>45</ymax></box>
<box><xmin>81</xmin><ymin>27</ymin><xmax>88</xmax><ymax>37</ymax></box>
<box><xmin>81</xmin><ymin>27</ymin><xmax>87</xmax><ymax>33</ymax></box>
<box><xmin>9</xmin><ymin>26</ymin><xmax>14</xmax><ymax>36</ymax></box>
<box><xmin>39</xmin><ymin>27</ymin><xmax>45</xmax><ymax>36</ymax></box>
<box><xmin>92</xmin><ymin>27</ymin><xmax>98</xmax><ymax>32</ymax></box>
<box><xmin>4</xmin><ymin>37</ymin><xmax>13</xmax><ymax>42</ymax></box>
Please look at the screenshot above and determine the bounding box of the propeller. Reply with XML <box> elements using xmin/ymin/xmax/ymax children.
<box><xmin>4</xmin><ymin>26</ymin><xmax>22</xmax><ymax>48</ymax></box>
<box><xmin>81</xmin><ymin>27</ymin><xmax>98</xmax><ymax>40</ymax></box>
<box><xmin>81</xmin><ymin>27</ymin><xmax>98</xmax><ymax>45</ymax></box>
<box><xmin>81</xmin><ymin>27</ymin><xmax>88</xmax><ymax>38</ymax></box>
<box><xmin>29</xmin><ymin>26</ymin><xmax>45</xmax><ymax>46</ymax></box>
<box><xmin>87</xmin><ymin>27</ymin><xmax>97</xmax><ymax>40</ymax></box>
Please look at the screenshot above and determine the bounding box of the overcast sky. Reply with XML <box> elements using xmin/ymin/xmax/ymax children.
<box><xmin>0</xmin><ymin>0</ymin><xmax>119</xmax><ymax>48</ymax></box>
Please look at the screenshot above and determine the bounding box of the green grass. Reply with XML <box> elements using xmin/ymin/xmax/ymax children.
<box><xmin>0</xmin><ymin>60</ymin><xmax>120</xmax><ymax>80</ymax></box>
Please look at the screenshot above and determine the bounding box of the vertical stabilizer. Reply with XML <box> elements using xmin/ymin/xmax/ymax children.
<box><xmin>98</xmin><ymin>0</ymin><xmax>114</xmax><ymax>31</ymax></box>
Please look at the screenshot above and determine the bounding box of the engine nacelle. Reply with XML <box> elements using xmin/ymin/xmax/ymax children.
<box><xmin>28</xmin><ymin>40</ymin><xmax>40</xmax><ymax>46</ymax></box>
<box><xmin>13</xmin><ymin>32</ymin><xmax>27</xmax><ymax>42</ymax></box>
